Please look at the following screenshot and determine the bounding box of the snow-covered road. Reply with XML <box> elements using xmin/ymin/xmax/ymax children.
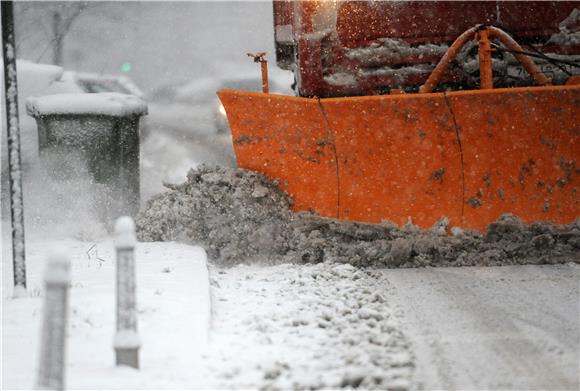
<box><xmin>203</xmin><ymin>262</ymin><xmax>414</xmax><ymax>390</ymax></box>
<box><xmin>3</xmin><ymin>238</ymin><xmax>578</xmax><ymax>390</ymax></box>
<box><xmin>383</xmin><ymin>264</ymin><xmax>580</xmax><ymax>390</ymax></box>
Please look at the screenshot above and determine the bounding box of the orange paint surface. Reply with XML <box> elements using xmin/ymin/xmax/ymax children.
<box><xmin>217</xmin><ymin>91</ymin><xmax>339</xmax><ymax>218</ymax></box>
<box><xmin>218</xmin><ymin>84</ymin><xmax>580</xmax><ymax>231</ymax></box>
<box><xmin>448</xmin><ymin>85</ymin><xmax>580</xmax><ymax>229</ymax></box>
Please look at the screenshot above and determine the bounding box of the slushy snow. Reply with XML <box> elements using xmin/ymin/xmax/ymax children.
<box><xmin>137</xmin><ymin>165</ymin><xmax>580</xmax><ymax>268</ymax></box>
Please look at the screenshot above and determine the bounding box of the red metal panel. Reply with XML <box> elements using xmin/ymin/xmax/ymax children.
<box><xmin>336</xmin><ymin>1</ymin><xmax>497</xmax><ymax>47</ymax></box>
<box><xmin>287</xmin><ymin>0</ymin><xmax>580</xmax><ymax>98</ymax></box>
<box><xmin>498</xmin><ymin>2</ymin><xmax>579</xmax><ymax>37</ymax></box>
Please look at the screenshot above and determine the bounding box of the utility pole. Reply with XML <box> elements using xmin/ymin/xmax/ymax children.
<box><xmin>2</xmin><ymin>0</ymin><xmax>28</xmax><ymax>297</ymax></box>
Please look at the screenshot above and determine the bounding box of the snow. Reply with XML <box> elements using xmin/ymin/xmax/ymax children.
<box><xmin>11</xmin><ymin>60</ymin><xmax>64</xmax><ymax>91</ymax></box>
<box><xmin>549</xmin><ymin>8</ymin><xmax>580</xmax><ymax>47</ymax></box>
<box><xmin>114</xmin><ymin>216</ymin><xmax>137</xmax><ymax>248</ymax></box>
<box><xmin>324</xmin><ymin>72</ymin><xmax>358</xmax><ymax>86</ymax></box>
<box><xmin>384</xmin><ymin>264</ymin><xmax>580</xmax><ymax>389</ymax></box>
<box><xmin>3</xmin><ymin>3</ymin><xmax>579</xmax><ymax>388</ymax></box>
<box><xmin>275</xmin><ymin>24</ymin><xmax>293</xmax><ymax>44</ymax></box>
<box><xmin>43</xmin><ymin>246</ymin><xmax>71</xmax><ymax>285</ymax></box>
<box><xmin>1</xmin><ymin>60</ymin><xmax>85</xmax><ymax>187</ymax></box>
<box><xmin>3</xmin><ymin>227</ymin><xmax>416</xmax><ymax>389</ymax></box>
<box><xmin>195</xmin><ymin>262</ymin><xmax>414</xmax><ymax>389</ymax></box>
<box><xmin>113</xmin><ymin>330</ymin><xmax>142</xmax><ymax>350</ymax></box>
<box><xmin>26</xmin><ymin>92</ymin><xmax>148</xmax><ymax>117</ymax></box>
<box><xmin>2</xmin><ymin>234</ymin><xmax>210</xmax><ymax>389</ymax></box>
<box><xmin>345</xmin><ymin>39</ymin><xmax>448</xmax><ymax>66</ymax></box>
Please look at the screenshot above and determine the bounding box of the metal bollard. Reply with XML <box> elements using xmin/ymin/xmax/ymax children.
<box><xmin>37</xmin><ymin>247</ymin><xmax>70</xmax><ymax>391</ymax></box>
<box><xmin>113</xmin><ymin>216</ymin><xmax>141</xmax><ymax>369</ymax></box>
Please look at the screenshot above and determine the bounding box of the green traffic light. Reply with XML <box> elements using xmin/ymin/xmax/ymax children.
<box><xmin>120</xmin><ymin>62</ymin><xmax>132</xmax><ymax>73</ymax></box>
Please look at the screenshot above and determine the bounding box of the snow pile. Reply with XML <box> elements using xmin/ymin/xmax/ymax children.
<box><xmin>137</xmin><ymin>166</ymin><xmax>580</xmax><ymax>267</ymax></box>
<box><xmin>137</xmin><ymin>165</ymin><xmax>294</xmax><ymax>264</ymax></box>
<box><xmin>26</xmin><ymin>92</ymin><xmax>147</xmax><ymax>117</ymax></box>
<box><xmin>204</xmin><ymin>262</ymin><xmax>414</xmax><ymax>390</ymax></box>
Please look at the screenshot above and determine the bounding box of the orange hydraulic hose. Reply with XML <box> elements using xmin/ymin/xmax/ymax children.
<box><xmin>487</xmin><ymin>26</ymin><xmax>551</xmax><ymax>86</ymax></box>
<box><xmin>419</xmin><ymin>26</ymin><xmax>478</xmax><ymax>93</ymax></box>
<box><xmin>419</xmin><ymin>25</ymin><xmax>552</xmax><ymax>93</ymax></box>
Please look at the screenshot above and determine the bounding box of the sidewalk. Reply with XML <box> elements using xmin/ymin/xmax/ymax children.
<box><xmin>2</xmin><ymin>237</ymin><xmax>210</xmax><ymax>389</ymax></box>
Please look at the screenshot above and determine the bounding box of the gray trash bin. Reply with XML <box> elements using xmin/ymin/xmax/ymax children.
<box><xmin>26</xmin><ymin>93</ymin><xmax>147</xmax><ymax>220</ymax></box>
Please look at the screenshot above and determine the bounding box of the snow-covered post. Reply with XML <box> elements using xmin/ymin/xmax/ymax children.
<box><xmin>1</xmin><ymin>0</ymin><xmax>27</xmax><ymax>297</ymax></box>
<box><xmin>37</xmin><ymin>248</ymin><xmax>70</xmax><ymax>391</ymax></box>
<box><xmin>113</xmin><ymin>216</ymin><xmax>141</xmax><ymax>369</ymax></box>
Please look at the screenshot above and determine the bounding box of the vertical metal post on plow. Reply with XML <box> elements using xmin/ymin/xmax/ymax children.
<box><xmin>1</xmin><ymin>0</ymin><xmax>27</xmax><ymax>297</ymax></box>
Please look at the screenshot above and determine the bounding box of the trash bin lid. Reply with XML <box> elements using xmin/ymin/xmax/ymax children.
<box><xmin>26</xmin><ymin>92</ymin><xmax>148</xmax><ymax>117</ymax></box>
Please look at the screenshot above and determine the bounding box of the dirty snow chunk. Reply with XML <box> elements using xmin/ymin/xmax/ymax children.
<box><xmin>548</xmin><ymin>31</ymin><xmax>580</xmax><ymax>47</ymax></box>
<box><xmin>138</xmin><ymin>166</ymin><xmax>580</xmax><ymax>268</ymax></box>
<box><xmin>26</xmin><ymin>92</ymin><xmax>148</xmax><ymax>117</ymax></box>
<box><xmin>137</xmin><ymin>165</ymin><xmax>293</xmax><ymax>265</ymax></box>
<box><xmin>548</xmin><ymin>8</ymin><xmax>580</xmax><ymax>46</ymax></box>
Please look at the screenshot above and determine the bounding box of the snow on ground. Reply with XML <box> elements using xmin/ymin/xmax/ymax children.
<box><xmin>5</xmin><ymin>231</ymin><xmax>578</xmax><ymax>390</ymax></box>
<box><xmin>2</xmin><ymin>235</ymin><xmax>209</xmax><ymax>389</ymax></box>
<box><xmin>2</xmin><ymin>227</ymin><xmax>414</xmax><ymax>389</ymax></box>
<box><xmin>202</xmin><ymin>262</ymin><xmax>414</xmax><ymax>390</ymax></box>
<box><xmin>384</xmin><ymin>264</ymin><xmax>580</xmax><ymax>390</ymax></box>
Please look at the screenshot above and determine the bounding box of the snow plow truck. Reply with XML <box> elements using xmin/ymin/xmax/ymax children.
<box><xmin>218</xmin><ymin>1</ymin><xmax>580</xmax><ymax>232</ymax></box>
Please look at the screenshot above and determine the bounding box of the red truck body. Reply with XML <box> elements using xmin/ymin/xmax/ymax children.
<box><xmin>274</xmin><ymin>1</ymin><xmax>580</xmax><ymax>97</ymax></box>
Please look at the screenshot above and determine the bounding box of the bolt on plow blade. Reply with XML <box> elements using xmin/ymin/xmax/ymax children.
<box><xmin>218</xmin><ymin>85</ymin><xmax>579</xmax><ymax>231</ymax></box>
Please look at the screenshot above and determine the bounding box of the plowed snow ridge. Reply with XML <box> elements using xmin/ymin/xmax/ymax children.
<box><xmin>137</xmin><ymin>165</ymin><xmax>580</xmax><ymax>267</ymax></box>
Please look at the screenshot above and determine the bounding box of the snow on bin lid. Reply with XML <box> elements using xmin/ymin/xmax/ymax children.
<box><xmin>26</xmin><ymin>92</ymin><xmax>148</xmax><ymax>117</ymax></box>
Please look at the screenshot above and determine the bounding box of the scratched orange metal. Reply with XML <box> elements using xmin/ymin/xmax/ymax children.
<box><xmin>219</xmin><ymin>84</ymin><xmax>579</xmax><ymax>231</ymax></box>
<box><xmin>217</xmin><ymin>90</ymin><xmax>339</xmax><ymax>218</ymax></box>
<box><xmin>321</xmin><ymin>94</ymin><xmax>463</xmax><ymax>228</ymax></box>
<box><xmin>448</xmin><ymin>85</ymin><xmax>580</xmax><ymax>229</ymax></box>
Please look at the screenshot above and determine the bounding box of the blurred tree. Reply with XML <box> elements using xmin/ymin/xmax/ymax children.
<box><xmin>50</xmin><ymin>3</ymin><xmax>88</xmax><ymax>66</ymax></box>
<box><xmin>14</xmin><ymin>1</ymin><xmax>94</xmax><ymax>66</ymax></box>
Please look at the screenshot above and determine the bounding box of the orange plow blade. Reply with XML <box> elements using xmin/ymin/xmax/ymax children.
<box><xmin>218</xmin><ymin>85</ymin><xmax>579</xmax><ymax>231</ymax></box>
